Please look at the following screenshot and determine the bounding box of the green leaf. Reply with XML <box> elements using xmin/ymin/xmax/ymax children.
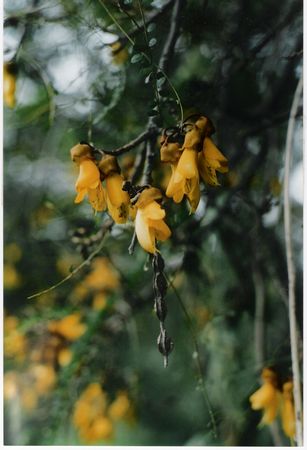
<box><xmin>131</xmin><ymin>53</ymin><xmax>143</xmax><ymax>64</ymax></box>
<box><xmin>147</xmin><ymin>23</ymin><xmax>156</xmax><ymax>33</ymax></box>
<box><xmin>145</xmin><ymin>72</ymin><xmax>153</xmax><ymax>84</ymax></box>
<box><xmin>149</xmin><ymin>38</ymin><xmax>157</xmax><ymax>48</ymax></box>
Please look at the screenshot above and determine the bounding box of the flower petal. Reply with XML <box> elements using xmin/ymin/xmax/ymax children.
<box><xmin>75</xmin><ymin>189</ymin><xmax>87</xmax><ymax>203</ymax></box>
<box><xmin>203</xmin><ymin>138</ymin><xmax>228</xmax><ymax>162</ymax></box>
<box><xmin>141</xmin><ymin>201</ymin><xmax>165</xmax><ymax>220</ymax></box>
<box><xmin>88</xmin><ymin>184</ymin><xmax>106</xmax><ymax>211</ymax></box>
<box><xmin>106</xmin><ymin>173</ymin><xmax>129</xmax><ymax>207</ymax></box>
<box><xmin>176</xmin><ymin>148</ymin><xmax>198</xmax><ymax>179</ymax></box>
<box><xmin>76</xmin><ymin>160</ymin><xmax>100</xmax><ymax>191</ymax></box>
<box><xmin>135</xmin><ymin>210</ymin><xmax>156</xmax><ymax>254</ymax></box>
<box><xmin>148</xmin><ymin>219</ymin><xmax>171</xmax><ymax>241</ymax></box>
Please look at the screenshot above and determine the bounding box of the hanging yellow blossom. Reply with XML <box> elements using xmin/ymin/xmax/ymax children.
<box><xmin>163</xmin><ymin>115</ymin><xmax>228</xmax><ymax>212</ymax></box>
<box><xmin>166</xmin><ymin>147</ymin><xmax>200</xmax><ymax>213</ymax></box>
<box><xmin>70</xmin><ymin>143</ymin><xmax>106</xmax><ymax>212</ymax></box>
<box><xmin>249</xmin><ymin>367</ymin><xmax>281</xmax><ymax>425</ymax></box>
<box><xmin>4</xmin><ymin>63</ymin><xmax>16</xmax><ymax>108</ymax></box>
<box><xmin>98</xmin><ymin>155</ymin><xmax>131</xmax><ymax>224</ymax></box>
<box><xmin>48</xmin><ymin>313</ymin><xmax>87</xmax><ymax>341</ymax></box>
<box><xmin>281</xmin><ymin>381</ymin><xmax>296</xmax><ymax>439</ymax></box>
<box><xmin>198</xmin><ymin>137</ymin><xmax>228</xmax><ymax>186</ymax></box>
<box><xmin>135</xmin><ymin>187</ymin><xmax>171</xmax><ymax>254</ymax></box>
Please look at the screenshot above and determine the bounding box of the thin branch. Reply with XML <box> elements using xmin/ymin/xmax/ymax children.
<box><xmin>111</xmin><ymin>0</ymin><xmax>174</xmax><ymax>54</ymax></box>
<box><xmin>98</xmin><ymin>0</ymin><xmax>134</xmax><ymax>45</ymax></box>
<box><xmin>283</xmin><ymin>73</ymin><xmax>303</xmax><ymax>446</ymax></box>
<box><xmin>159</xmin><ymin>0</ymin><xmax>184</xmax><ymax>73</ymax></box>
<box><xmin>27</xmin><ymin>219</ymin><xmax>113</xmax><ymax>300</ymax></box>
<box><xmin>101</xmin><ymin>129</ymin><xmax>158</xmax><ymax>156</ymax></box>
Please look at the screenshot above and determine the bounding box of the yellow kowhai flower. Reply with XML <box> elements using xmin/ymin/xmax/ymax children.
<box><xmin>182</xmin><ymin>115</ymin><xmax>213</xmax><ymax>151</ymax></box>
<box><xmin>48</xmin><ymin>313</ymin><xmax>87</xmax><ymax>342</ymax></box>
<box><xmin>70</xmin><ymin>143</ymin><xmax>106</xmax><ymax>212</ymax></box>
<box><xmin>4</xmin><ymin>63</ymin><xmax>16</xmax><ymax>108</ymax></box>
<box><xmin>98</xmin><ymin>155</ymin><xmax>131</xmax><ymax>224</ymax></box>
<box><xmin>135</xmin><ymin>187</ymin><xmax>171</xmax><ymax>254</ymax></box>
<box><xmin>198</xmin><ymin>137</ymin><xmax>228</xmax><ymax>186</ymax></box>
<box><xmin>249</xmin><ymin>367</ymin><xmax>281</xmax><ymax>425</ymax></box>
<box><xmin>281</xmin><ymin>381</ymin><xmax>296</xmax><ymax>439</ymax></box>
<box><xmin>166</xmin><ymin>147</ymin><xmax>200</xmax><ymax>213</ymax></box>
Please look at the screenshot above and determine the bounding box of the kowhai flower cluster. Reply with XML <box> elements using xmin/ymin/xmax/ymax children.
<box><xmin>70</xmin><ymin>114</ymin><xmax>228</xmax><ymax>255</ymax></box>
<box><xmin>161</xmin><ymin>115</ymin><xmax>228</xmax><ymax>213</ymax></box>
<box><xmin>249</xmin><ymin>367</ymin><xmax>296</xmax><ymax>440</ymax></box>
<box><xmin>70</xmin><ymin>143</ymin><xmax>171</xmax><ymax>254</ymax></box>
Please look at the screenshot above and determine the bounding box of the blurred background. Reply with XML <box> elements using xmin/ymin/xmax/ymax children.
<box><xmin>3</xmin><ymin>0</ymin><xmax>303</xmax><ymax>446</ymax></box>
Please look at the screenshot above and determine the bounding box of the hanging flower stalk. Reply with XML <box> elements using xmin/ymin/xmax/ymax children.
<box><xmin>152</xmin><ymin>252</ymin><xmax>173</xmax><ymax>367</ymax></box>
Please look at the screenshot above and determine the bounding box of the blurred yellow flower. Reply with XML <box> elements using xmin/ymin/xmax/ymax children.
<box><xmin>111</xmin><ymin>41</ymin><xmax>128</xmax><ymax>65</ymax></box>
<box><xmin>4</xmin><ymin>243</ymin><xmax>22</xmax><ymax>263</ymax></box>
<box><xmin>84</xmin><ymin>257</ymin><xmax>119</xmax><ymax>291</ymax></box>
<box><xmin>249</xmin><ymin>368</ymin><xmax>281</xmax><ymax>425</ymax></box>
<box><xmin>48</xmin><ymin>313</ymin><xmax>87</xmax><ymax>341</ymax></box>
<box><xmin>73</xmin><ymin>383</ymin><xmax>113</xmax><ymax>443</ymax></box>
<box><xmin>281</xmin><ymin>381</ymin><xmax>296</xmax><ymax>439</ymax></box>
<box><xmin>92</xmin><ymin>292</ymin><xmax>108</xmax><ymax>311</ymax></box>
<box><xmin>58</xmin><ymin>348</ymin><xmax>73</xmax><ymax>367</ymax></box>
<box><xmin>108</xmin><ymin>391</ymin><xmax>132</xmax><ymax>421</ymax></box>
<box><xmin>30</xmin><ymin>364</ymin><xmax>56</xmax><ymax>395</ymax></box>
<box><xmin>198</xmin><ymin>137</ymin><xmax>228</xmax><ymax>186</ymax></box>
<box><xmin>4</xmin><ymin>371</ymin><xmax>19</xmax><ymax>400</ymax></box>
<box><xmin>85</xmin><ymin>417</ymin><xmax>114</xmax><ymax>442</ymax></box>
<box><xmin>4</xmin><ymin>263</ymin><xmax>21</xmax><ymax>289</ymax></box>
<box><xmin>135</xmin><ymin>187</ymin><xmax>171</xmax><ymax>254</ymax></box>
<box><xmin>4</xmin><ymin>63</ymin><xmax>16</xmax><ymax>108</ymax></box>
<box><xmin>4</xmin><ymin>316</ymin><xmax>27</xmax><ymax>361</ymax></box>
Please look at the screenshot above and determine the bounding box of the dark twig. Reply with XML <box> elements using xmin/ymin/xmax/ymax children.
<box><xmin>102</xmin><ymin>129</ymin><xmax>158</xmax><ymax>156</ymax></box>
<box><xmin>159</xmin><ymin>0</ymin><xmax>184</xmax><ymax>73</ymax></box>
<box><xmin>27</xmin><ymin>219</ymin><xmax>113</xmax><ymax>300</ymax></box>
<box><xmin>111</xmin><ymin>0</ymin><xmax>174</xmax><ymax>55</ymax></box>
